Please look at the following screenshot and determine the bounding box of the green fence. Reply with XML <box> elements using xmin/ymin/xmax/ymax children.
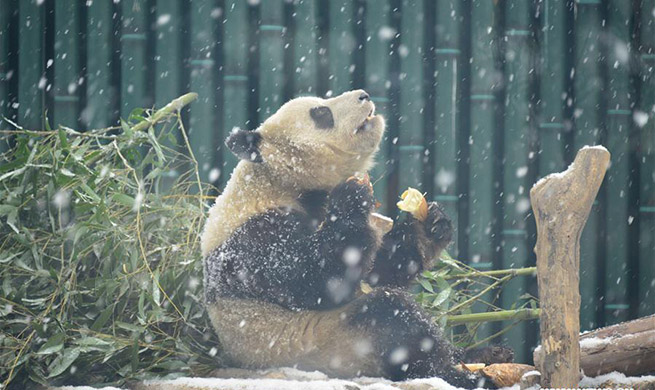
<box><xmin>1</xmin><ymin>0</ymin><xmax>654</xmax><ymax>363</ymax></box>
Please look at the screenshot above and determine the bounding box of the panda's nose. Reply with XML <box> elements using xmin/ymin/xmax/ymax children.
<box><xmin>358</xmin><ymin>92</ymin><xmax>370</xmax><ymax>102</ymax></box>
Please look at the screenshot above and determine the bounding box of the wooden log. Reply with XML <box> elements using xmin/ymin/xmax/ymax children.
<box><xmin>534</xmin><ymin>315</ymin><xmax>655</xmax><ymax>377</ymax></box>
<box><xmin>530</xmin><ymin>146</ymin><xmax>610</xmax><ymax>388</ymax></box>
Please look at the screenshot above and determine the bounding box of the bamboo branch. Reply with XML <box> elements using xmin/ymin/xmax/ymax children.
<box><xmin>446</xmin><ymin>308</ymin><xmax>541</xmax><ymax>326</ymax></box>
<box><xmin>131</xmin><ymin>93</ymin><xmax>198</xmax><ymax>132</ymax></box>
<box><xmin>444</xmin><ymin>266</ymin><xmax>537</xmax><ymax>280</ymax></box>
<box><xmin>446</xmin><ymin>274</ymin><xmax>512</xmax><ymax>315</ymax></box>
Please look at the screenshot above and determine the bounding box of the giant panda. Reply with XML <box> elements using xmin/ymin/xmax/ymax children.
<box><xmin>201</xmin><ymin>90</ymin><xmax>502</xmax><ymax>388</ymax></box>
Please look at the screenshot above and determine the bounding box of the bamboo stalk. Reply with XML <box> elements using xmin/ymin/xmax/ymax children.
<box><xmin>444</xmin><ymin>266</ymin><xmax>536</xmax><ymax>280</ymax></box>
<box><xmin>131</xmin><ymin>93</ymin><xmax>198</xmax><ymax>133</ymax></box>
<box><xmin>446</xmin><ymin>308</ymin><xmax>541</xmax><ymax>326</ymax></box>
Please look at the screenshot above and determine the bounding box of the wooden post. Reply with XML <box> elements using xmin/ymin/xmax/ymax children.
<box><xmin>530</xmin><ymin>146</ymin><xmax>610</xmax><ymax>388</ymax></box>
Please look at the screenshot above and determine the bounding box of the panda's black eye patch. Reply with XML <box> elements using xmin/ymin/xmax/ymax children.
<box><xmin>309</xmin><ymin>106</ymin><xmax>334</xmax><ymax>129</ymax></box>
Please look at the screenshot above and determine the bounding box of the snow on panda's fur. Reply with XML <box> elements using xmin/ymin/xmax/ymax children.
<box><xmin>201</xmin><ymin>90</ymin><xmax>480</xmax><ymax>388</ymax></box>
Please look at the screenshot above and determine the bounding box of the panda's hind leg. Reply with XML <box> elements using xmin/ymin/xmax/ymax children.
<box><xmin>345</xmin><ymin>288</ymin><xmax>479</xmax><ymax>388</ymax></box>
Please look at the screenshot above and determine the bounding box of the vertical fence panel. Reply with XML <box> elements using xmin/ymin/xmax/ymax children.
<box><xmin>365</xmin><ymin>0</ymin><xmax>391</xmax><ymax>214</ymax></box>
<box><xmin>0</xmin><ymin>0</ymin><xmax>9</xmax><ymax>132</ymax></box>
<box><xmin>603</xmin><ymin>0</ymin><xmax>632</xmax><ymax>325</ymax></box>
<box><xmin>155</xmin><ymin>0</ymin><xmax>184</xmax><ymax>107</ymax></box>
<box><xmin>398</xmin><ymin>0</ymin><xmax>425</xmax><ymax>191</ymax></box>
<box><xmin>501</xmin><ymin>0</ymin><xmax>532</xmax><ymax>363</ymax></box>
<box><xmin>53</xmin><ymin>1</ymin><xmax>81</xmax><ymax>128</ymax></box>
<box><xmin>467</xmin><ymin>0</ymin><xmax>501</xmax><ymax>343</ymax></box>
<box><xmin>222</xmin><ymin>0</ymin><xmax>248</xmax><ymax>185</ymax></box>
<box><xmin>259</xmin><ymin>1</ymin><xmax>285</xmax><ymax>118</ymax></box>
<box><xmin>0</xmin><ymin>0</ymin><xmax>11</xmax><ymax>143</ymax></box>
<box><xmin>385</xmin><ymin>1</ymin><xmax>401</xmax><ymax>214</ymax></box>
<box><xmin>638</xmin><ymin>0</ymin><xmax>655</xmax><ymax>317</ymax></box>
<box><xmin>434</xmin><ymin>0</ymin><xmax>462</xmax><ymax>255</ymax></box>
<box><xmin>468</xmin><ymin>0</ymin><xmax>498</xmax><ymax>271</ymax></box>
<box><xmin>537</xmin><ymin>0</ymin><xmax>567</xmax><ymax>174</ymax></box>
<box><xmin>293</xmin><ymin>0</ymin><xmax>318</xmax><ymax>96</ymax></box>
<box><xmin>120</xmin><ymin>0</ymin><xmax>150</xmax><ymax>119</ymax></box>
<box><xmin>18</xmin><ymin>0</ymin><xmax>45</xmax><ymax>129</ymax></box>
<box><xmin>189</xmin><ymin>0</ymin><xmax>220</xmax><ymax>184</ymax></box>
<box><xmin>574</xmin><ymin>0</ymin><xmax>603</xmax><ymax>329</ymax></box>
<box><xmin>328</xmin><ymin>0</ymin><xmax>354</xmax><ymax>94</ymax></box>
<box><xmin>85</xmin><ymin>0</ymin><xmax>117</xmax><ymax>129</ymax></box>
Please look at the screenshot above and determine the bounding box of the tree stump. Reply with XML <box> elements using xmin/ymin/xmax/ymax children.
<box><xmin>530</xmin><ymin>146</ymin><xmax>610</xmax><ymax>388</ymax></box>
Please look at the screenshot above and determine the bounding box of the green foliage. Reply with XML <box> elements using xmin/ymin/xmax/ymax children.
<box><xmin>0</xmin><ymin>92</ymin><xmax>539</xmax><ymax>388</ymax></box>
<box><xmin>0</xmin><ymin>95</ymin><xmax>219</xmax><ymax>388</ymax></box>
<box><xmin>415</xmin><ymin>252</ymin><xmax>539</xmax><ymax>348</ymax></box>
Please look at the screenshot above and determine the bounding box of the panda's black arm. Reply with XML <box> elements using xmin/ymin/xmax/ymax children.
<box><xmin>367</xmin><ymin>219</ymin><xmax>425</xmax><ymax>288</ymax></box>
<box><xmin>368</xmin><ymin>202</ymin><xmax>454</xmax><ymax>289</ymax></box>
<box><xmin>298</xmin><ymin>179</ymin><xmax>380</xmax><ymax>307</ymax></box>
<box><xmin>209</xmin><ymin>179</ymin><xmax>380</xmax><ymax>310</ymax></box>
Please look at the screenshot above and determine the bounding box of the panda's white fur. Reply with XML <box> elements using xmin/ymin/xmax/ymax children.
<box><xmin>201</xmin><ymin>90</ymin><xmax>384</xmax><ymax>256</ymax></box>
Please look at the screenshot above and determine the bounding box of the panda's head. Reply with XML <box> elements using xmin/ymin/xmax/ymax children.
<box><xmin>225</xmin><ymin>90</ymin><xmax>385</xmax><ymax>190</ymax></box>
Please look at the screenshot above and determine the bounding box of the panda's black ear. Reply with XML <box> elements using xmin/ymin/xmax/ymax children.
<box><xmin>225</xmin><ymin>129</ymin><xmax>263</xmax><ymax>163</ymax></box>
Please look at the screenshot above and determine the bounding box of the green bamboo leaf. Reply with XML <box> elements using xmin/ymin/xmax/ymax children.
<box><xmin>48</xmin><ymin>347</ymin><xmax>80</xmax><ymax>377</ymax></box>
<box><xmin>75</xmin><ymin>336</ymin><xmax>111</xmax><ymax>350</ymax></box>
<box><xmin>147</xmin><ymin>127</ymin><xmax>166</xmax><ymax>164</ymax></box>
<box><xmin>121</xmin><ymin>119</ymin><xmax>133</xmax><ymax>138</ymax></box>
<box><xmin>130</xmin><ymin>338</ymin><xmax>139</xmax><ymax>372</ymax></box>
<box><xmin>138</xmin><ymin>290</ymin><xmax>146</xmax><ymax>320</ymax></box>
<box><xmin>433</xmin><ymin>288</ymin><xmax>451</xmax><ymax>307</ymax></box>
<box><xmin>115</xmin><ymin>321</ymin><xmax>144</xmax><ymax>333</ymax></box>
<box><xmin>0</xmin><ymin>166</ymin><xmax>27</xmax><ymax>182</ymax></box>
<box><xmin>152</xmin><ymin>272</ymin><xmax>161</xmax><ymax>307</ymax></box>
<box><xmin>58</xmin><ymin>128</ymin><xmax>69</xmax><ymax>150</ymax></box>
<box><xmin>78</xmin><ymin>182</ymin><xmax>101</xmax><ymax>203</ymax></box>
<box><xmin>434</xmin><ymin>276</ymin><xmax>451</xmax><ymax>292</ymax></box>
<box><xmin>112</xmin><ymin>193</ymin><xmax>136</xmax><ymax>207</ymax></box>
<box><xmin>91</xmin><ymin>305</ymin><xmax>114</xmax><ymax>331</ymax></box>
<box><xmin>0</xmin><ymin>204</ymin><xmax>17</xmax><ymax>216</ymax></box>
<box><xmin>59</xmin><ymin>168</ymin><xmax>75</xmax><ymax>177</ymax></box>
<box><xmin>36</xmin><ymin>333</ymin><xmax>65</xmax><ymax>355</ymax></box>
<box><xmin>129</xmin><ymin>107</ymin><xmax>145</xmax><ymax>123</ymax></box>
<box><xmin>418</xmin><ymin>279</ymin><xmax>434</xmax><ymax>293</ymax></box>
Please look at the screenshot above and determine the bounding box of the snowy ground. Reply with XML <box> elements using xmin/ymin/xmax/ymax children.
<box><xmin>54</xmin><ymin>367</ymin><xmax>514</xmax><ymax>390</ymax></box>
<box><xmin>53</xmin><ymin>367</ymin><xmax>655</xmax><ymax>390</ymax></box>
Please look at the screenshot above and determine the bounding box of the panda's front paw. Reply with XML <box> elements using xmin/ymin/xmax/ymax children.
<box><xmin>423</xmin><ymin>202</ymin><xmax>454</xmax><ymax>249</ymax></box>
<box><xmin>328</xmin><ymin>176</ymin><xmax>375</xmax><ymax>218</ymax></box>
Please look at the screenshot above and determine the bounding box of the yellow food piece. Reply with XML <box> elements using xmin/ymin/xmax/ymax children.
<box><xmin>397</xmin><ymin>187</ymin><xmax>428</xmax><ymax>221</ymax></box>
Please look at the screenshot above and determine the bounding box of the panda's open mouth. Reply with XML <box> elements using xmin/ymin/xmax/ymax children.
<box><xmin>355</xmin><ymin>108</ymin><xmax>376</xmax><ymax>134</ymax></box>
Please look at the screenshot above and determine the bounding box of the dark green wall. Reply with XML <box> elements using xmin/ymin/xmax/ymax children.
<box><xmin>1</xmin><ymin>0</ymin><xmax>654</xmax><ymax>362</ymax></box>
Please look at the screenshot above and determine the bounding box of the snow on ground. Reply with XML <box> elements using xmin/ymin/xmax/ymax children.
<box><xmin>56</xmin><ymin>387</ymin><xmax>123</xmax><ymax>390</ymax></box>
<box><xmin>53</xmin><ymin>367</ymin><xmax>518</xmax><ymax>390</ymax></box>
<box><xmin>52</xmin><ymin>367</ymin><xmax>655</xmax><ymax>390</ymax></box>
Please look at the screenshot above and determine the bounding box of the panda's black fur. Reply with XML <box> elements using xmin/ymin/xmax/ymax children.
<box><xmin>202</xmin><ymin>90</ymin><xmax>510</xmax><ymax>388</ymax></box>
<box><xmin>204</xmin><ymin>179</ymin><xmax>455</xmax><ymax>310</ymax></box>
